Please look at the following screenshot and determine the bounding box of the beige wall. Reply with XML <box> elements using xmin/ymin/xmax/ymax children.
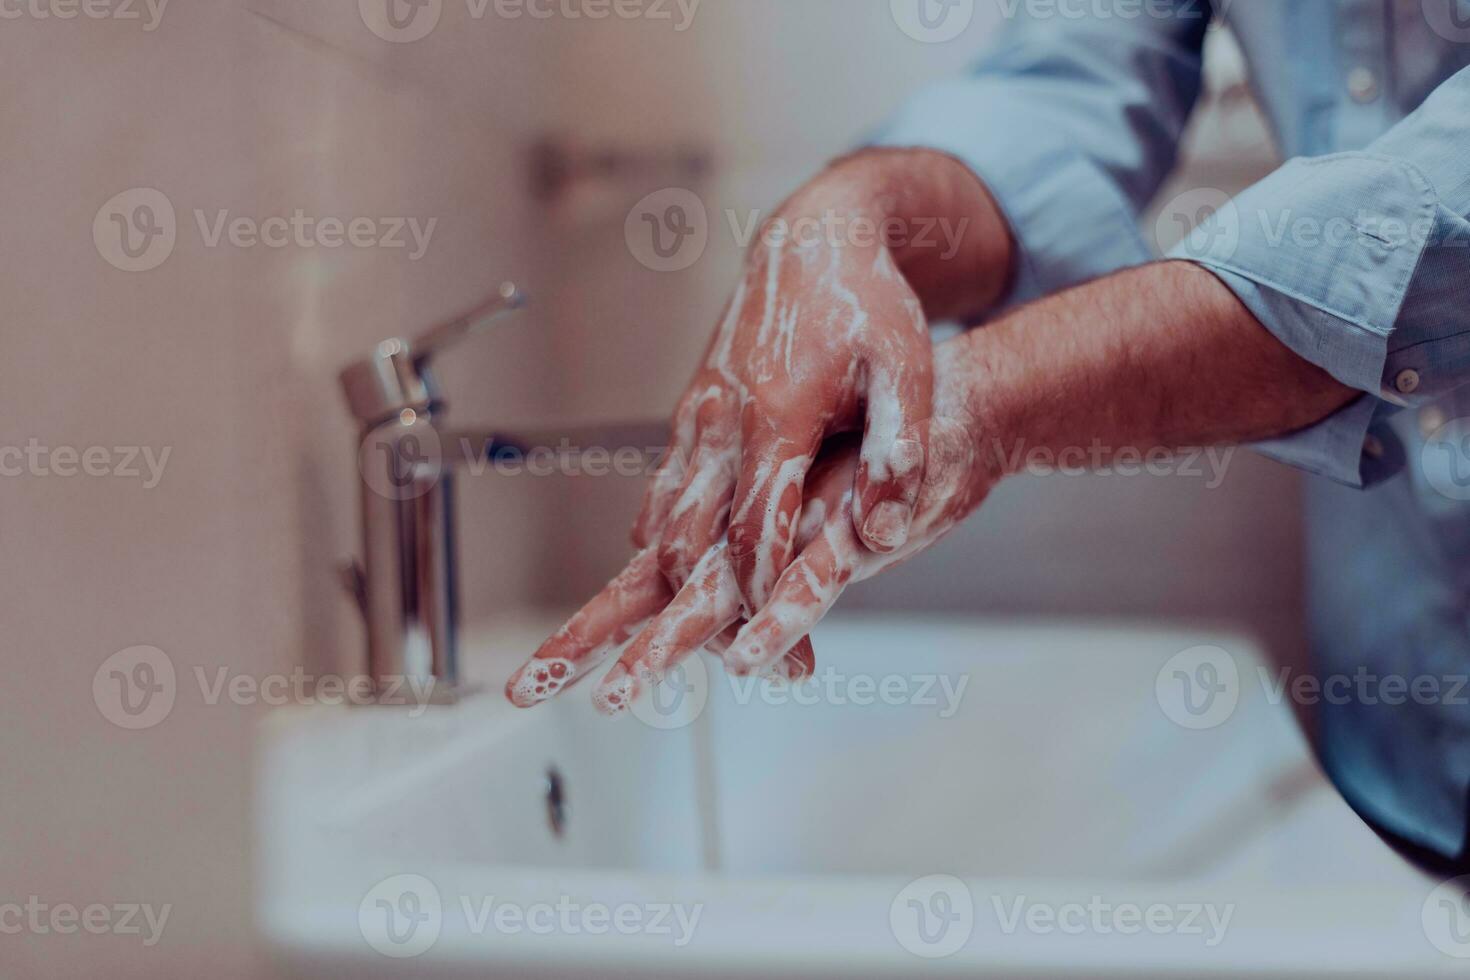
<box><xmin>1</xmin><ymin>3</ymin><xmax>554</xmax><ymax>975</ymax></box>
<box><xmin>0</xmin><ymin>3</ymin><xmax>1292</xmax><ymax>976</ymax></box>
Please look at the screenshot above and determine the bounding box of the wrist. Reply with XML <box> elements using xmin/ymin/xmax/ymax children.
<box><xmin>936</xmin><ymin>328</ymin><xmax>1028</xmax><ymax>484</ymax></box>
<box><xmin>793</xmin><ymin>148</ymin><xmax>1016</xmax><ymax>320</ymax></box>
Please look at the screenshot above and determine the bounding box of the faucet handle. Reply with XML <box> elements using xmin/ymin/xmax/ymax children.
<box><xmin>339</xmin><ymin>280</ymin><xmax>528</xmax><ymax>428</ymax></box>
<box><xmin>412</xmin><ymin>281</ymin><xmax>527</xmax><ymax>366</ymax></box>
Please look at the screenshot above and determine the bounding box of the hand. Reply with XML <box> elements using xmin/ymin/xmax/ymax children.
<box><xmin>507</xmin><ymin>342</ymin><xmax>1001</xmax><ymax>711</ymax></box>
<box><xmin>633</xmin><ymin>185</ymin><xmax>931</xmax><ymax>622</ymax></box>
<box><xmin>632</xmin><ymin>150</ymin><xmax>1013</xmax><ymax>621</ymax></box>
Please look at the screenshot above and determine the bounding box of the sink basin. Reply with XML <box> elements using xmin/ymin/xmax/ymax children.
<box><xmin>257</xmin><ymin>613</ymin><xmax>1460</xmax><ymax>977</ymax></box>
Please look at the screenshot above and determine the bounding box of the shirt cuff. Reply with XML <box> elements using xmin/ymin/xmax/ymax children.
<box><xmin>871</xmin><ymin>81</ymin><xmax>1154</xmax><ymax>307</ymax></box>
<box><xmin>1168</xmin><ymin>153</ymin><xmax>1440</xmax><ymax>487</ymax></box>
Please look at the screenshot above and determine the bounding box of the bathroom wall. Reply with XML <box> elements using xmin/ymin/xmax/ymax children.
<box><xmin>1</xmin><ymin>3</ymin><xmax>557</xmax><ymax>976</ymax></box>
<box><xmin>0</xmin><ymin>2</ymin><xmax>1294</xmax><ymax>976</ymax></box>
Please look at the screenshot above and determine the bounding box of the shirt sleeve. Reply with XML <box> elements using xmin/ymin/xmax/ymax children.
<box><xmin>871</xmin><ymin>3</ymin><xmax>1210</xmax><ymax>305</ymax></box>
<box><xmin>1170</xmin><ymin>66</ymin><xmax>1470</xmax><ymax>488</ymax></box>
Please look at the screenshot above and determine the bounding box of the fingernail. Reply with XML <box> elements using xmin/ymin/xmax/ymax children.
<box><xmin>862</xmin><ymin>500</ymin><xmax>911</xmax><ymax>552</ymax></box>
<box><xmin>724</xmin><ymin>640</ymin><xmax>766</xmax><ymax>676</ymax></box>
<box><xmin>505</xmin><ymin>658</ymin><xmax>576</xmax><ymax>708</ymax></box>
<box><xmin>592</xmin><ymin>663</ymin><xmax>636</xmax><ymax>716</ymax></box>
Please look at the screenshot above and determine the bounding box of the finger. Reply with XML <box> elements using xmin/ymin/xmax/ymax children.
<box><xmin>852</xmin><ymin>339</ymin><xmax>932</xmax><ymax>555</ymax></box>
<box><xmin>631</xmin><ymin>394</ymin><xmax>701</xmax><ymax>549</ymax></box>
<box><xmin>657</xmin><ymin>441</ymin><xmax>738</xmax><ymax>588</ymax></box>
<box><xmin>704</xmin><ymin>625</ymin><xmax>815</xmax><ymax>683</ymax></box>
<box><xmin>505</xmin><ymin>547</ymin><xmax>671</xmax><ymax>707</ymax></box>
<box><xmin>723</xmin><ymin>519</ymin><xmax>860</xmax><ymax>678</ymax></box>
<box><xmin>594</xmin><ymin>544</ymin><xmax>742</xmax><ymax>715</ymax></box>
<box><xmin>654</xmin><ymin>386</ymin><xmax>740</xmax><ymax>586</ymax></box>
<box><xmin>727</xmin><ymin>405</ymin><xmax>823</xmax><ymax>618</ymax></box>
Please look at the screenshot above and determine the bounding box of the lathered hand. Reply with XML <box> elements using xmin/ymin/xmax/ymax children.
<box><xmin>507</xmin><ymin>344</ymin><xmax>999</xmax><ymax>712</ymax></box>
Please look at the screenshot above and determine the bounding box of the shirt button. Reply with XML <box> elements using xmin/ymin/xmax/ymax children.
<box><xmin>1395</xmin><ymin>368</ymin><xmax>1421</xmax><ymax>395</ymax></box>
<box><xmin>1363</xmin><ymin>434</ymin><xmax>1385</xmax><ymax>460</ymax></box>
<box><xmin>1420</xmin><ymin>406</ymin><xmax>1448</xmax><ymax>440</ymax></box>
<box><xmin>1347</xmin><ymin>66</ymin><xmax>1379</xmax><ymax>103</ymax></box>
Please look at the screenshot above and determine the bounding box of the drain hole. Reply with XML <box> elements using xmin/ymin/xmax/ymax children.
<box><xmin>544</xmin><ymin>766</ymin><xmax>567</xmax><ymax>840</ymax></box>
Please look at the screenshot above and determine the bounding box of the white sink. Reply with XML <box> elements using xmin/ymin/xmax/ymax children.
<box><xmin>257</xmin><ymin>614</ymin><xmax>1461</xmax><ymax>977</ymax></box>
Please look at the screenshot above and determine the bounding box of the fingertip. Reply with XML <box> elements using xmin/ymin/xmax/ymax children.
<box><xmin>505</xmin><ymin>657</ymin><xmax>578</xmax><ymax>708</ymax></box>
<box><xmin>857</xmin><ymin>498</ymin><xmax>913</xmax><ymax>553</ymax></box>
<box><xmin>592</xmin><ymin>663</ymin><xmax>637</xmax><ymax>716</ymax></box>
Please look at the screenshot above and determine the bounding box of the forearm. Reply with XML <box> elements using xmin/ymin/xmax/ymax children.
<box><xmin>957</xmin><ymin>261</ymin><xmax>1358</xmax><ymax>472</ymax></box>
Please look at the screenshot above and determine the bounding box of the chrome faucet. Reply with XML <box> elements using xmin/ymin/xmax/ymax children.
<box><xmin>337</xmin><ymin>281</ymin><xmax>665</xmax><ymax>704</ymax></box>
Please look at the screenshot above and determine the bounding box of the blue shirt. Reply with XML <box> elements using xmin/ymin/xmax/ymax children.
<box><xmin>877</xmin><ymin>0</ymin><xmax>1470</xmax><ymax>862</ymax></box>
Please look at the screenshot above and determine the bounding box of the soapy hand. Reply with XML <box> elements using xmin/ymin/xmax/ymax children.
<box><xmin>631</xmin><ymin>168</ymin><xmax>939</xmax><ymax>624</ymax></box>
<box><xmin>506</xmin><ymin>345</ymin><xmax>999</xmax><ymax>711</ymax></box>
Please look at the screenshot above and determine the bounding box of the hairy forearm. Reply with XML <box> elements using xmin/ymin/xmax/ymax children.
<box><xmin>956</xmin><ymin>261</ymin><xmax>1358</xmax><ymax>471</ymax></box>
